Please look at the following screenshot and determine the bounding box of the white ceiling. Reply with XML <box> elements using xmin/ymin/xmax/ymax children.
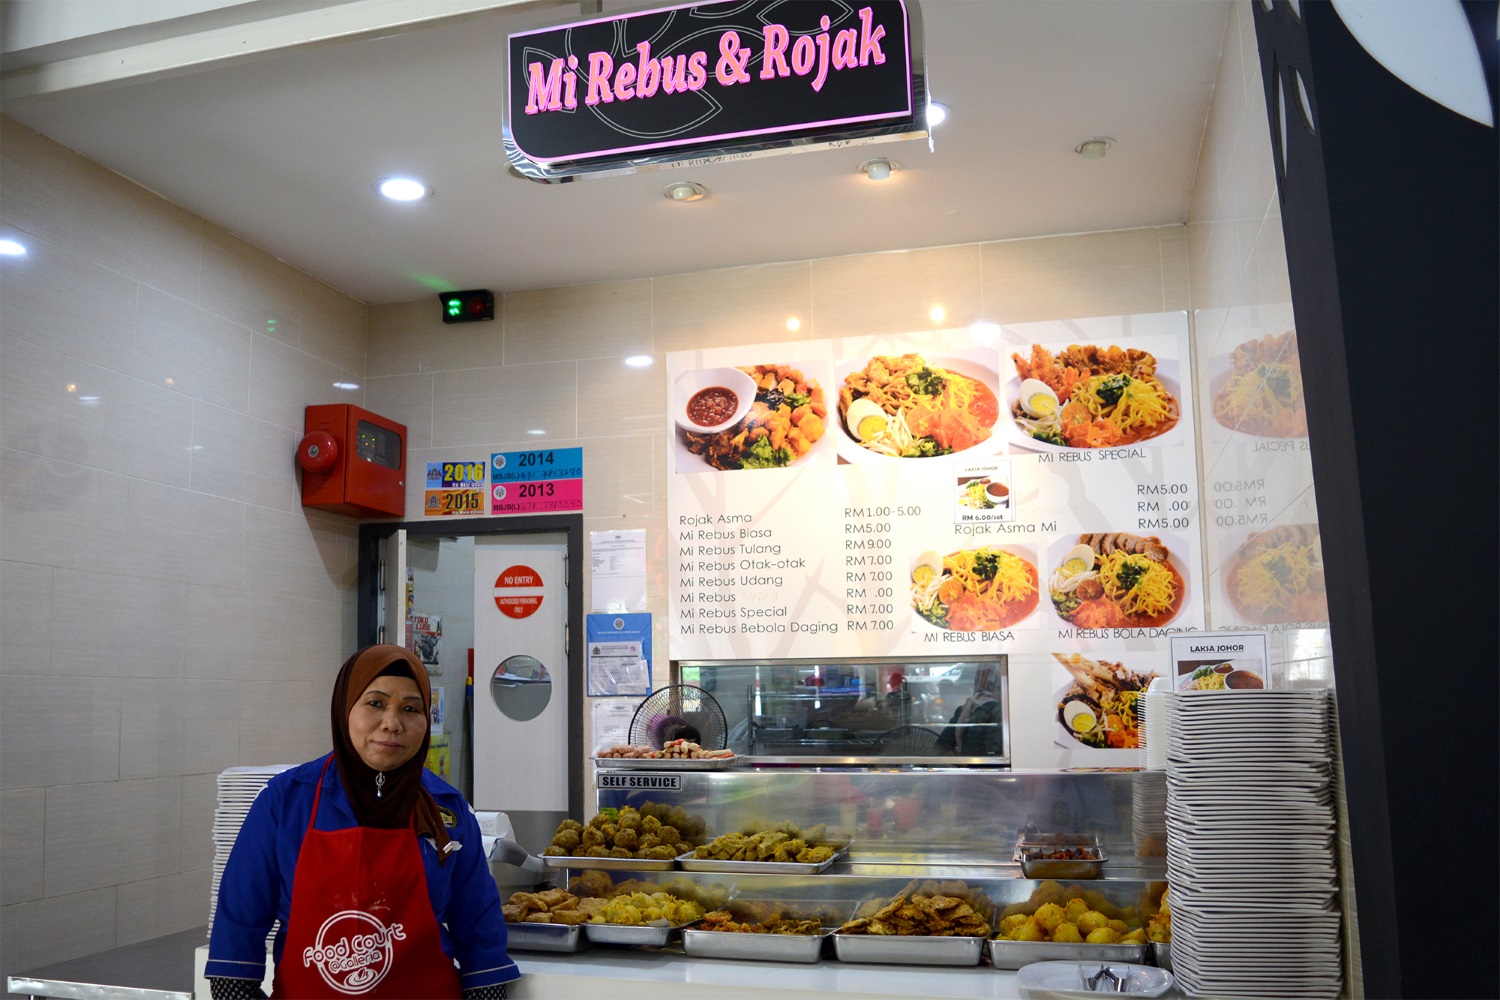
<box><xmin>0</xmin><ymin>0</ymin><xmax>1231</xmax><ymax>305</ymax></box>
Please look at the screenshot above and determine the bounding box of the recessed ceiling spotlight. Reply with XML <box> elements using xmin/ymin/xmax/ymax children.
<box><xmin>859</xmin><ymin>157</ymin><xmax>899</xmax><ymax>181</ymax></box>
<box><xmin>624</xmin><ymin>355</ymin><xmax>653</xmax><ymax>367</ymax></box>
<box><xmin>926</xmin><ymin>102</ymin><xmax>948</xmax><ymax>127</ymax></box>
<box><xmin>664</xmin><ymin>181</ymin><xmax>707</xmax><ymax>202</ymax></box>
<box><xmin>378</xmin><ymin>177</ymin><xmax>430</xmax><ymax>201</ymax></box>
<box><xmin>0</xmin><ymin>238</ymin><xmax>27</xmax><ymax>256</ymax></box>
<box><xmin>1074</xmin><ymin>138</ymin><xmax>1114</xmax><ymax>160</ymax></box>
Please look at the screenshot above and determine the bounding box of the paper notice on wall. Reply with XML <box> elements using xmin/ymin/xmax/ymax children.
<box><xmin>590</xmin><ymin>529</ymin><xmax>647</xmax><ymax>611</ymax></box>
<box><xmin>591</xmin><ymin>698</ymin><xmax>639</xmax><ymax>754</ymax></box>
<box><xmin>585</xmin><ymin>613</ymin><xmax>652</xmax><ymax>696</ymax></box>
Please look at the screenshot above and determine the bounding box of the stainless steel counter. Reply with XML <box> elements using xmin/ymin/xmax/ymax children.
<box><xmin>7</xmin><ymin>927</ymin><xmax>203</xmax><ymax>1000</ymax></box>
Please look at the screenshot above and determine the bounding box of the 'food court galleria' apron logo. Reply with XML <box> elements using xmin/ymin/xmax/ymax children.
<box><xmin>303</xmin><ymin>910</ymin><xmax>406</xmax><ymax>994</ymax></box>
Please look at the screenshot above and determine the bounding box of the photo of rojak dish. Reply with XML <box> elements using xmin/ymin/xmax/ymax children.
<box><xmin>1010</xmin><ymin>343</ymin><xmax>1179</xmax><ymax>448</ymax></box>
<box><xmin>838</xmin><ymin>354</ymin><xmax>1000</xmax><ymax>458</ymax></box>
<box><xmin>1048</xmin><ymin>532</ymin><xmax>1185</xmax><ymax>628</ymax></box>
<box><xmin>911</xmin><ymin>545</ymin><xmax>1039</xmax><ymax>631</ymax></box>
<box><xmin>1212</xmin><ymin>331</ymin><xmax>1308</xmax><ymax>438</ymax></box>
<box><xmin>1224</xmin><ymin>523</ymin><xmax>1327</xmax><ymax>624</ymax></box>
<box><xmin>680</xmin><ymin>364</ymin><xmax>827</xmax><ymax>470</ymax></box>
<box><xmin>1053</xmin><ymin>653</ymin><xmax>1158</xmax><ymax>750</ymax></box>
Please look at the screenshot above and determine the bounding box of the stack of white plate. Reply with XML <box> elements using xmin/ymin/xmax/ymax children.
<box><xmin>1164</xmin><ymin>690</ymin><xmax>1342</xmax><ymax>998</ymax></box>
<box><xmin>208</xmin><ymin>765</ymin><xmax>292</xmax><ymax>941</ymax></box>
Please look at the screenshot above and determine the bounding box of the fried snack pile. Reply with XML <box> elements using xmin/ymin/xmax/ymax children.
<box><xmin>1146</xmin><ymin>887</ymin><xmax>1172</xmax><ymax>943</ymax></box>
<box><xmin>995</xmin><ymin>879</ymin><xmax>1145</xmax><ymax>946</ymax></box>
<box><xmin>692</xmin><ymin>828</ymin><xmax>836</xmax><ymax>865</ymax></box>
<box><xmin>542</xmin><ymin>801</ymin><xmax>707</xmax><ymax>861</ymax></box>
<box><xmin>598</xmin><ymin>739</ymin><xmax>735</xmax><ymax>760</ymax></box>
<box><xmin>839</xmin><ymin>880</ymin><xmax>992</xmax><ymax>937</ymax></box>
<box><xmin>501</xmin><ymin>888</ymin><xmax>600</xmax><ymax>926</ymax></box>
<box><xmin>701</xmin><ymin>910</ymin><xmax>823</xmax><ymax>935</ymax></box>
<box><xmin>588</xmin><ymin>891</ymin><xmax>705</xmax><ymax>927</ymax></box>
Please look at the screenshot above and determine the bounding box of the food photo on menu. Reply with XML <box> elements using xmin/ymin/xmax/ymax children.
<box><xmin>1222</xmin><ymin>522</ymin><xmax>1327</xmax><ymax>625</ymax></box>
<box><xmin>909</xmin><ymin>544</ymin><xmax>1040</xmax><ymax>631</ymax></box>
<box><xmin>1210</xmin><ymin>330</ymin><xmax>1308</xmax><ymax>439</ymax></box>
<box><xmin>673</xmin><ymin>362</ymin><xmax>829</xmax><ymax>472</ymax></box>
<box><xmin>1176</xmin><ymin>658</ymin><xmax>1266</xmax><ymax>691</ymax></box>
<box><xmin>1051</xmin><ymin>652</ymin><xmax>1158</xmax><ymax>750</ymax></box>
<box><xmin>1007</xmin><ymin>342</ymin><xmax>1181</xmax><ymax>450</ymax></box>
<box><xmin>835</xmin><ymin>350</ymin><xmax>1001</xmax><ymax>461</ymax></box>
<box><xmin>1046</xmin><ymin>532</ymin><xmax>1188</xmax><ymax>629</ymax></box>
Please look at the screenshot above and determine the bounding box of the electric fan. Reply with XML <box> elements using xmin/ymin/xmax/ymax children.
<box><xmin>627</xmin><ymin>685</ymin><xmax>729</xmax><ymax>751</ymax></box>
<box><xmin>872</xmin><ymin>724</ymin><xmax>941</xmax><ymax>756</ymax></box>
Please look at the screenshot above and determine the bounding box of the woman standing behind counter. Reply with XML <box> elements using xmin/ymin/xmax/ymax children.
<box><xmin>206</xmin><ymin>645</ymin><xmax>519</xmax><ymax>999</ymax></box>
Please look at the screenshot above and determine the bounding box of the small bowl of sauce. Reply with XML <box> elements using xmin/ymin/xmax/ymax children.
<box><xmin>674</xmin><ymin>366</ymin><xmax>756</xmax><ymax>435</ymax></box>
<box><xmin>986</xmin><ymin>481</ymin><xmax>1010</xmax><ymax>504</ymax></box>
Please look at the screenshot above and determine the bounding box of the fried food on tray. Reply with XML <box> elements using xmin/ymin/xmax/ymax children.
<box><xmin>701</xmin><ymin>910</ymin><xmax>824</xmax><ymax>935</ymax></box>
<box><xmin>995</xmin><ymin>880</ymin><xmax>1145</xmax><ymax>945</ymax></box>
<box><xmin>542</xmin><ymin>800</ymin><xmax>706</xmax><ymax>859</ymax></box>
<box><xmin>589</xmin><ymin>890</ymin><xmax>706</xmax><ymax>927</ymax></box>
<box><xmin>502</xmin><ymin>888</ymin><xmax>593</xmax><ymax>925</ymax></box>
<box><xmin>692</xmin><ymin>829</ymin><xmax>836</xmax><ymax>865</ymax></box>
<box><xmin>838</xmin><ymin>880</ymin><xmax>991</xmax><ymax>937</ymax></box>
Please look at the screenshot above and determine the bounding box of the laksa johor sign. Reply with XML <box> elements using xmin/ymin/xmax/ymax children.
<box><xmin>504</xmin><ymin>0</ymin><xmax>924</xmax><ymax>180</ymax></box>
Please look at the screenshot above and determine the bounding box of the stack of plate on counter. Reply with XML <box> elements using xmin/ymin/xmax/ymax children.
<box><xmin>208</xmin><ymin>765</ymin><xmax>292</xmax><ymax>941</ymax></box>
<box><xmin>1164</xmin><ymin>689</ymin><xmax>1342</xmax><ymax>998</ymax></box>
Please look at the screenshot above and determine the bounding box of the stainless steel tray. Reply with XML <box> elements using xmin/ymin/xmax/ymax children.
<box><xmin>543</xmin><ymin>853</ymin><xmax>677</xmax><ymax>871</ymax></box>
<box><xmin>582</xmin><ymin>921</ymin><xmax>692</xmax><ymax>946</ymax></box>
<box><xmin>1016</xmin><ymin>855</ymin><xmax>1106</xmax><ymax>879</ymax></box>
<box><xmin>676</xmin><ymin>844</ymin><xmax>849</xmax><ymax>875</ymax></box>
<box><xmin>987</xmin><ymin>938</ymin><xmax>1147</xmax><ymax>970</ymax></box>
<box><xmin>504</xmin><ymin>920</ymin><xmax>586</xmax><ymax>952</ymax></box>
<box><xmin>682</xmin><ymin>926</ymin><xmax>832</xmax><ymax>963</ymax></box>
<box><xmin>833</xmin><ymin>933</ymin><xmax>986</xmax><ymax>966</ymax></box>
<box><xmin>593</xmin><ymin>756</ymin><xmax>738</xmax><ymax>770</ymax></box>
<box><xmin>1015</xmin><ymin>833</ymin><xmax>1107</xmax><ymax>879</ymax></box>
<box><xmin>1151</xmin><ymin>940</ymin><xmax>1173</xmax><ymax>971</ymax></box>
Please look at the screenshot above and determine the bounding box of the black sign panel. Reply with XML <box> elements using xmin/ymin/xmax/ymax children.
<box><xmin>506</xmin><ymin>0</ymin><xmax>917</xmax><ymax>175</ymax></box>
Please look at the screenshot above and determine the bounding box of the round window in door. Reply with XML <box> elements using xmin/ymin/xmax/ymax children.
<box><xmin>490</xmin><ymin>654</ymin><xmax>552</xmax><ymax>721</ymax></box>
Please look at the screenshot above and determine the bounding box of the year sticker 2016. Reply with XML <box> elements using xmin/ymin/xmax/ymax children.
<box><xmin>427</xmin><ymin>460</ymin><xmax>486</xmax><ymax>488</ymax></box>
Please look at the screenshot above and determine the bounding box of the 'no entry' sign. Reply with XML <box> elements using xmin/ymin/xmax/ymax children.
<box><xmin>493</xmin><ymin>565</ymin><xmax>544</xmax><ymax>619</ymax></box>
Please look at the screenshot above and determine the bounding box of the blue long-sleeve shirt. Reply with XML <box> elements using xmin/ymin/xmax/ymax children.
<box><xmin>205</xmin><ymin>755</ymin><xmax>519</xmax><ymax>991</ymax></box>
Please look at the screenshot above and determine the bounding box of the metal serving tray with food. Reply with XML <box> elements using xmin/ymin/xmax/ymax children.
<box><xmin>502</xmin><ymin>921</ymin><xmax>586</xmax><ymax>953</ymax></box>
<box><xmin>582</xmin><ymin>920</ymin><xmax>698</xmax><ymax>947</ymax></box>
<box><xmin>988</xmin><ymin>938</ymin><xmax>1148</xmax><ymax>970</ymax></box>
<box><xmin>676</xmin><ymin>843</ymin><xmax>849</xmax><ymax>875</ymax></box>
<box><xmin>681</xmin><ymin>916</ymin><xmax>833</xmax><ymax>964</ymax></box>
<box><xmin>830</xmin><ymin>878</ymin><xmax>994</xmax><ymax>966</ymax></box>
<box><xmin>1014</xmin><ymin>832</ymin><xmax>1108</xmax><ymax>879</ymax></box>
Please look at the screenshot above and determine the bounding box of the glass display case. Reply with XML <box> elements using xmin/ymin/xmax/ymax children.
<box><xmin>678</xmin><ymin>655</ymin><xmax>1010</xmax><ymax>766</ymax></box>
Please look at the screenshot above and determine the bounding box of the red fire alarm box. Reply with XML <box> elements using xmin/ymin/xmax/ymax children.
<box><xmin>298</xmin><ymin>404</ymin><xmax>406</xmax><ymax>518</ymax></box>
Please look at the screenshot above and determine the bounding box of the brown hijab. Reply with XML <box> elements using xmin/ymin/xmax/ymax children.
<box><xmin>331</xmin><ymin>645</ymin><xmax>453</xmax><ymax>862</ymax></box>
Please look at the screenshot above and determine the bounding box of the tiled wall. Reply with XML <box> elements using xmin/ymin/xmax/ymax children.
<box><xmin>0</xmin><ymin>120</ymin><xmax>366</xmax><ymax>977</ymax></box>
<box><xmin>1183</xmin><ymin>4</ymin><xmax>1356</xmax><ymax>994</ymax></box>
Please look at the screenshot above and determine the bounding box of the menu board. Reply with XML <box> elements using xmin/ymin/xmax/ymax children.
<box><xmin>666</xmin><ymin>313</ymin><xmax>1205</xmax><ymax>668</ymax></box>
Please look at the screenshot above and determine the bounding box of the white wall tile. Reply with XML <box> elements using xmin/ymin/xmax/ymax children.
<box><xmin>0</xmin><ymin>122</ymin><xmax>84</xmax><ymax>249</ymax></box>
<box><xmin>44</xmin><ymin>778</ymin><xmax>181</xmax><ymax>895</ymax></box>
<box><xmin>576</xmin><ymin>356</ymin><xmax>666</xmax><ymax>439</ymax></box>
<box><xmin>241</xmin><ymin>506</ymin><xmax>356</xmax><ymax>605</ymax></box>
<box><xmin>300</xmin><ymin>278</ymin><xmax>367</xmax><ymax>373</ymax></box>
<box><xmin>49</xmin><ymin>568</ymin><xmax>189</xmax><ymax>678</ymax></box>
<box><xmin>133</xmin><ymin>285</ymin><xmax>253</xmax><ymax>412</ymax></box>
<box><xmin>0</xmin><ymin>560</ymin><xmax>52</xmax><ymax>675</ymax></box>
<box><xmin>1</xmin><ymin>787</ymin><xmax>44</xmax><ymax>905</ymax></box>
<box><xmin>653</xmin><ymin>262</ymin><xmax>813</xmax><ymax>351</ymax></box>
<box><xmin>180</xmin><ymin>772</ymin><xmax>219</xmax><ymax>873</ymax></box>
<box><xmin>123</xmin><ymin>478</ymin><xmax>245</xmax><ymax>587</ymax></box>
<box><xmin>189</xmin><ymin>400</ymin><xmax>301</xmax><ymax>511</ymax></box>
<box><xmin>504</xmin><ymin>280</ymin><xmax>652</xmax><ymax>364</ymax></box>
<box><xmin>119</xmin><ymin>679</ymin><xmax>244</xmax><ymax>779</ymax></box>
<box><xmin>247</xmin><ymin>333</ymin><xmax>362</xmax><ymax>433</ymax></box>
<box><xmin>0</xmin><ymin>234</ymin><xmax>140</xmax><ymax>373</ymax></box>
<box><xmin>368</xmin><ymin>297</ymin><xmax>505</xmax><ymax>376</ymax></box>
<box><xmin>0</xmin><ymin>676</ymin><xmax>119</xmax><ymax>789</ymax></box>
<box><xmin>363</xmin><ymin>372</ymin><xmax>435</xmax><ymax>449</ymax></box>
<box><xmin>115</xmin><ymin>868</ymin><xmax>212</xmax><ymax>946</ymax></box>
<box><xmin>431</xmin><ymin>362</ymin><xmax>577</xmax><ymax>447</ymax></box>
<box><xmin>71</xmin><ymin>167</ymin><xmax>204</xmax><ymax>305</ymax></box>
<box><xmin>0</xmin><ymin>886</ymin><xmax>117</xmax><ymax>975</ymax></box>
<box><xmin>813</xmin><ymin>245</ymin><xmax>983</xmax><ymax>337</ymax></box>
<box><xmin>236</xmin><ymin>679</ymin><xmax>330</xmax><ymax>765</ymax></box>
<box><xmin>198</xmin><ymin>227</ymin><xmax>303</xmax><ymax>348</ymax></box>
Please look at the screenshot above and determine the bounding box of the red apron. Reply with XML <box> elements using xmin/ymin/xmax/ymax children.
<box><xmin>273</xmin><ymin>758</ymin><xmax>462</xmax><ymax>999</ymax></box>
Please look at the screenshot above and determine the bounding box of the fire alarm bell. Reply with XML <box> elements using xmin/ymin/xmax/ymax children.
<box><xmin>298</xmin><ymin>404</ymin><xmax>406</xmax><ymax>518</ymax></box>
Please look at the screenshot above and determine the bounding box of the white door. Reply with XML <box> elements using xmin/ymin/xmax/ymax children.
<box><xmin>471</xmin><ymin>533</ymin><xmax>568</xmax><ymax>813</ymax></box>
<box><xmin>380</xmin><ymin>528</ymin><xmax>408</xmax><ymax>646</ymax></box>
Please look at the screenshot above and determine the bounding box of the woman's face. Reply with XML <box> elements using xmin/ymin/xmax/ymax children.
<box><xmin>348</xmin><ymin>675</ymin><xmax>428</xmax><ymax>771</ymax></box>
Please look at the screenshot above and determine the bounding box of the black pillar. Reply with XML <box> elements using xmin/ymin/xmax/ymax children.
<box><xmin>1252</xmin><ymin>3</ymin><xmax>1498</xmax><ymax>997</ymax></box>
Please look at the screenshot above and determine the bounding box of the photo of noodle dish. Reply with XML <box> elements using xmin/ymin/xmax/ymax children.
<box><xmin>1052</xmin><ymin>653</ymin><xmax>1157</xmax><ymax>750</ymax></box>
<box><xmin>1178</xmin><ymin>660</ymin><xmax>1265</xmax><ymax>691</ymax></box>
<box><xmin>836</xmin><ymin>352</ymin><xmax>1000</xmax><ymax>462</ymax></box>
<box><xmin>1211</xmin><ymin>331</ymin><xmax>1308</xmax><ymax>439</ymax></box>
<box><xmin>1007</xmin><ymin>343</ymin><xmax>1181</xmax><ymax>450</ymax></box>
<box><xmin>910</xmin><ymin>545</ymin><xmax>1039</xmax><ymax>631</ymax></box>
<box><xmin>1047</xmin><ymin>532</ymin><xmax>1188</xmax><ymax>628</ymax></box>
<box><xmin>1224</xmin><ymin>523</ymin><xmax>1327</xmax><ymax>624</ymax></box>
<box><xmin>678</xmin><ymin>363</ymin><xmax>828</xmax><ymax>471</ymax></box>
